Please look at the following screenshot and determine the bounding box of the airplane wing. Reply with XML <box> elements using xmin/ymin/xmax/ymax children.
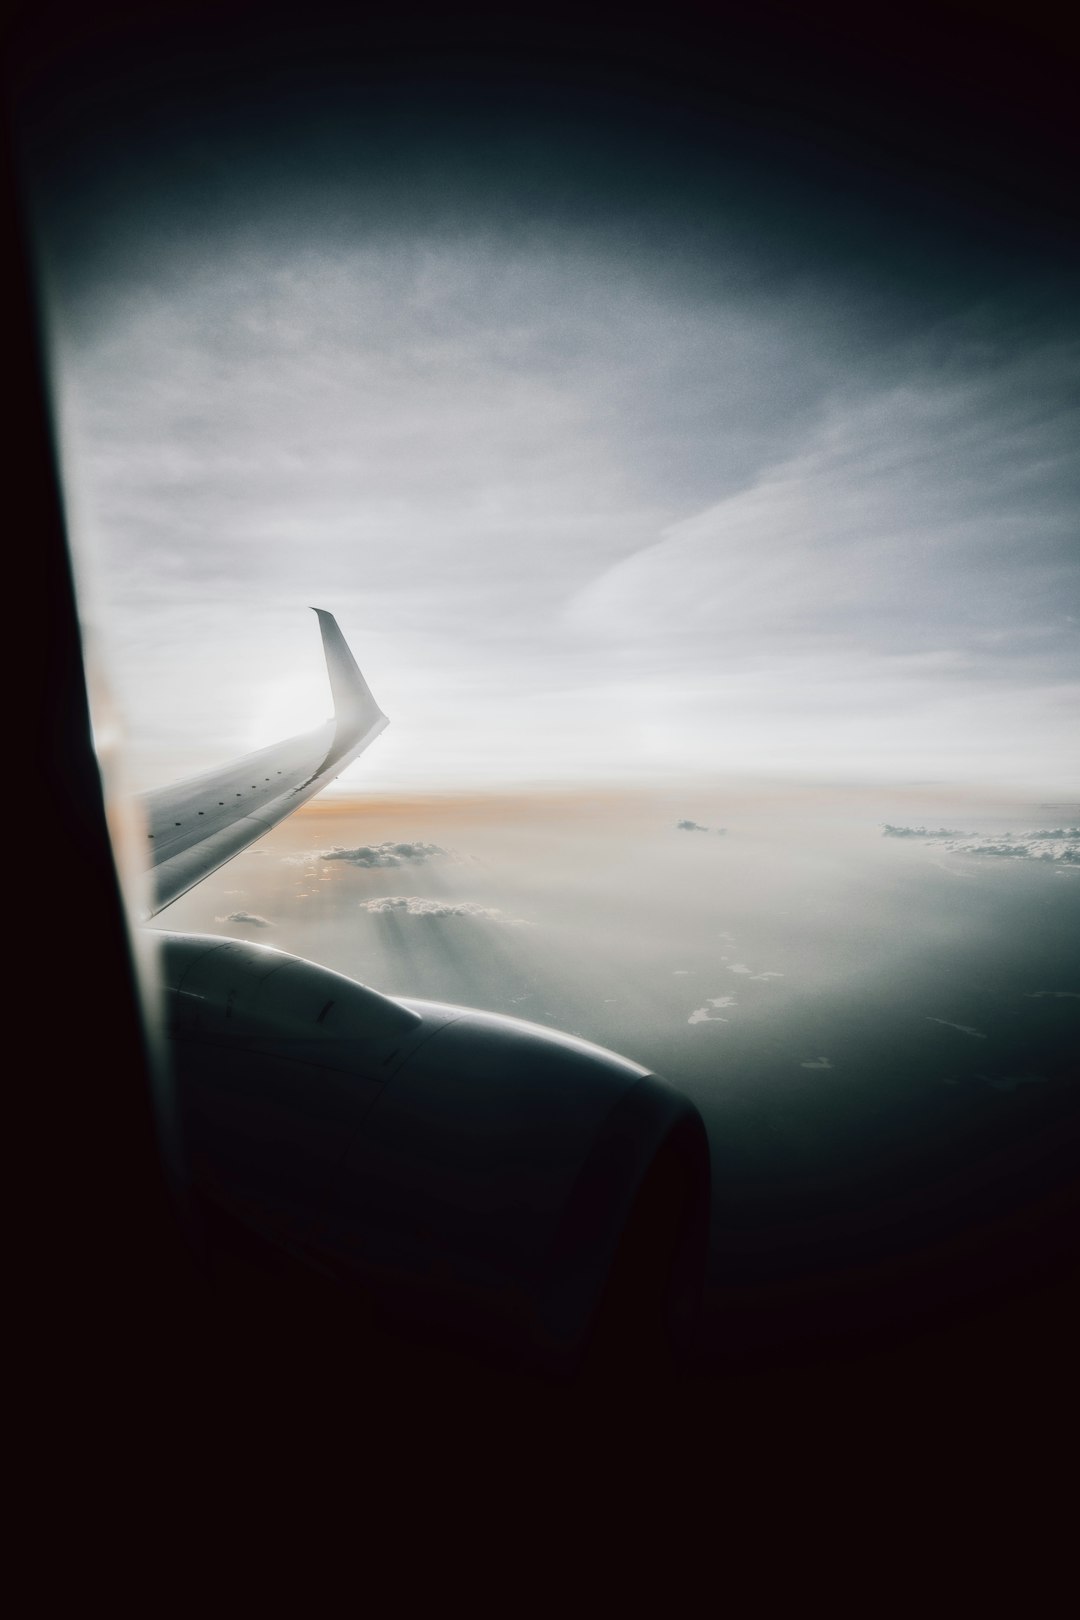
<box><xmin>140</xmin><ymin>609</ymin><xmax>388</xmax><ymax>914</ymax></box>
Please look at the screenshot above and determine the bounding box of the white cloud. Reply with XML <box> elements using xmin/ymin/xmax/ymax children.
<box><xmin>881</xmin><ymin>824</ymin><xmax>1080</xmax><ymax>862</ymax></box>
<box><xmin>564</xmin><ymin>351</ymin><xmax>1080</xmax><ymax>784</ymax></box>
<box><xmin>882</xmin><ymin>824</ymin><xmax>970</xmax><ymax>838</ymax></box>
<box><xmin>323</xmin><ymin>840</ymin><xmax>446</xmax><ymax>867</ymax></box>
<box><xmin>940</xmin><ymin>830</ymin><xmax>1080</xmax><ymax>863</ymax></box>
<box><xmin>688</xmin><ymin>992</ymin><xmax>737</xmax><ymax>1024</ymax></box>
<box><xmin>570</xmin><ymin>359</ymin><xmax>1078</xmax><ymax>658</ymax></box>
<box><xmin>359</xmin><ymin>896</ymin><xmax>501</xmax><ymax>919</ymax></box>
<box><xmin>217</xmin><ymin>910</ymin><xmax>273</xmax><ymax>928</ymax></box>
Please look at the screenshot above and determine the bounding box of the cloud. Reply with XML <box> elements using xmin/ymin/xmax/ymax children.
<box><xmin>61</xmin><ymin>234</ymin><xmax>863</xmax><ymax>791</ymax></box>
<box><xmin>927</xmin><ymin>1016</ymin><xmax>986</xmax><ymax>1038</ymax></box>
<box><xmin>1024</xmin><ymin>990</ymin><xmax>1080</xmax><ymax>999</ymax></box>
<box><xmin>799</xmin><ymin>1057</ymin><xmax>833</xmax><ymax>1069</ymax></box>
<box><xmin>882</xmin><ymin>824</ymin><xmax>970</xmax><ymax>838</ymax></box>
<box><xmin>564</xmin><ymin>346</ymin><xmax>1080</xmax><ymax>783</ymax></box>
<box><xmin>360</xmin><ymin>896</ymin><xmax>500</xmax><ymax>919</ymax></box>
<box><xmin>570</xmin><ymin>355</ymin><xmax>1080</xmax><ymax>663</ymax></box>
<box><xmin>882</xmin><ymin>824</ymin><xmax>1080</xmax><ymax>862</ymax></box>
<box><xmin>687</xmin><ymin>992</ymin><xmax>738</xmax><ymax>1024</ymax></box>
<box><xmin>323</xmin><ymin>840</ymin><xmax>446</xmax><ymax>867</ymax></box>
<box><xmin>675</xmin><ymin>819</ymin><xmax>726</xmax><ymax>833</ymax></box>
<box><xmin>218</xmin><ymin>911</ymin><xmax>273</xmax><ymax>928</ymax></box>
<box><xmin>940</xmin><ymin>829</ymin><xmax>1080</xmax><ymax>863</ymax></box>
<box><xmin>50</xmin><ymin>199</ymin><xmax>1079</xmax><ymax>790</ymax></box>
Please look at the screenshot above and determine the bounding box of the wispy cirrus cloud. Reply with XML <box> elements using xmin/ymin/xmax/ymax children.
<box><xmin>565</xmin><ymin>345</ymin><xmax>1080</xmax><ymax>785</ymax></box>
<box><xmin>50</xmin><ymin>206</ymin><xmax>1079</xmax><ymax>791</ymax></box>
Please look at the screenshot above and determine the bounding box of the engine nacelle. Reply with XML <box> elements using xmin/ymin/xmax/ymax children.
<box><xmin>158</xmin><ymin>932</ymin><xmax>710</xmax><ymax>1370</ymax></box>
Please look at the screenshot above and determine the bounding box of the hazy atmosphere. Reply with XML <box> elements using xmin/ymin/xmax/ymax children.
<box><xmin>24</xmin><ymin>11</ymin><xmax>1079</xmax><ymax>798</ymax></box>
<box><xmin>50</xmin><ymin>225</ymin><xmax>1080</xmax><ymax>794</ymax></box>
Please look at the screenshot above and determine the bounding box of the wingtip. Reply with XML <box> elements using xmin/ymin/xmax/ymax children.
<box><xmin>312</xmin><ymin>606</ymin><xmax>344</xmax><ymax>638</ymax></box>
<box><xmin>312</xmin><ymin>607</ymin><xmax>387</xmax><ymax>739</ymax></box>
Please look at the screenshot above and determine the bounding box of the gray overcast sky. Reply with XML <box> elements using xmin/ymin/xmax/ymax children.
<box><xmin>29</xmin><ymin>13</ymin><xmax>1080</xmax><ymax>795</ymax></box>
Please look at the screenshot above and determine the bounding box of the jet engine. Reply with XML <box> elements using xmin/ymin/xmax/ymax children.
<box><xmin>158</xmin><ymin>932</ymin><xmax>710</xmax><ymax>1371</ymax></box>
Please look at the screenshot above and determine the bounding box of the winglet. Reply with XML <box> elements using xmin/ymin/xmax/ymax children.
<box><xmin>312</xmin><ymin>608</ymin><xmax>388</xmax><ymax>746</ymax></box>
<box><xmin>141</xmin><ymin>611</ymin><xmax>390</xmax><ymax>911</ymax></box>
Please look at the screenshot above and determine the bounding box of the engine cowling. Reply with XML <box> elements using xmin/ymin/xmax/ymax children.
<box><xmin>157</xmin><ymin>932</ymin><xmax>710</xmax><ymax>1370</ymax></box>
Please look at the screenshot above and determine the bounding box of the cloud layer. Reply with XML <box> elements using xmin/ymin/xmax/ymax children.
<box><xmin>882</xmin><ymin>825</ymin><xmax>970</xmax><ymax>839</ymax></box>
<box><xmin>943</xmin><ymin>829</ymin><xmax>1080</xmax><ymax>864</ymax></box>
<box><xmin>359</xmin><ymin>896</ymin><xmax>500</xmax><ymax>919</ymax></box>
<box><xmin>883</xmin><ymin>824</ymin><xmax>1080</xmax><ymax>863</ymax></box>
<box><xmin>48</xmin><ymin>187</ymin><xmax>1079</xmax><ymax>791</ymax></box>
<box><xmin>323</xmin><ymin>840</ymin><xmax>446</xmax><ymax>867</ymax></box>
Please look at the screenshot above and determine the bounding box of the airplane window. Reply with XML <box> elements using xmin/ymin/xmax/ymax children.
<box><xmin>18</xmin><ymin>2</ymin><xmax>1077</xmax><ymax>1437</ymax></box>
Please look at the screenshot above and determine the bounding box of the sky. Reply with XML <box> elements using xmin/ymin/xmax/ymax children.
<box><xmin>18</xmin><ymin>2</ymin><xmax>1079</xmax><ymax>800</ymax></box>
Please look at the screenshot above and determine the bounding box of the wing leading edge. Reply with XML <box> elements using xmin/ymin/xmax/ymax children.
<box><xmin>140</xmin><ymin>610</ymin><xmax>388</xmax><ymax>915</ymax></box>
